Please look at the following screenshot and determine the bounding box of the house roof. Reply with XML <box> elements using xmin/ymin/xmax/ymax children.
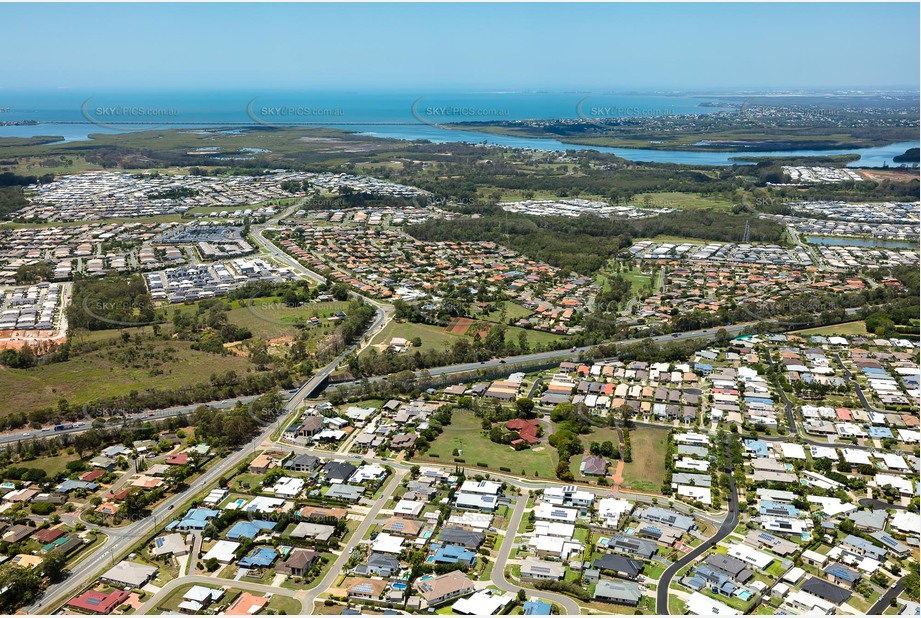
<box><xmin>593</xmin><ymin>554</ymin><xmax>643</xmax><ymax>577</ymax></box>
<box><xmin>801</xmin><ymin>577</ymin><xmax>852</xmax><ymax>604</ymax></box>
<box><xmin>438</xmin><ymin>526</ymin><xmax>485</xmax><ymax>548</ymax></box>
<box><xmin>595</xmin><ymin>578</ymin><xmax>642</xmax><ymax>603</ymax></box>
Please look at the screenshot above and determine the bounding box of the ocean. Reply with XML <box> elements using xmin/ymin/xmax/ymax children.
<box><xmin>0</xmin><ymin>90</ymin><xmax>917</xmax><ymax>166</ymax></box>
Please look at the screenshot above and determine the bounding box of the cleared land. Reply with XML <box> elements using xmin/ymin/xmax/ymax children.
<box><xmin>365</xmin><ymin>318</ymin><xmax>564</xmax><ymax>357</ymax></box>
<box><xmin>789</xmin><ymin>321</ymin><xmax>868</xmax><ymax>337</ymax></box>
<box><xmin>630</xmin><ymin>191</ymin><xmax>735</xmax><ymax>211</ymax></box>
<box><xmin>413</xmin><ymin>410</ymin><xmax>558</xmax><ymax>478</ymax></box>
<box><xmin>0</xmin><ymin>337</ymin><xmax>258</xmax><ymax>415</ymax></box>
<box><xmin>224</xmin><ymin>298</ymin><xmax>352</xmax><ymax>340</ymax></box>
<box><xmin>621</xmin><ymin>426</ymin><xmax>669</xmax><ymax>493</ymax></box>
<box><xmin>365</xmin><ymin>320</ymin><xmax>463</xmax><ymax>355</ymax></box>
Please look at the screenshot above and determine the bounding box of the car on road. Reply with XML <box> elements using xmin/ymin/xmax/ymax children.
<box><xmin>672</xmin><ymin>333</ymin><xmax>679</xmax><ymax>338</ymax></box>
<box><xmin>167</xmin><ymin>505</ymin><xmax>174</xmax><ymax>510</ymax></box>
<box><xmin>22</xmin><ymin>433</ymin><xmax>31</xmax><ymax>437</ymax></box>
<box><xmin>499</xmin><ymin>359</ymin><xmax>506</xmax><ymax>364</ymax></box>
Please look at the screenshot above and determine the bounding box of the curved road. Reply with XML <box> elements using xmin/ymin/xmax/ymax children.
<box><xmin>490</xmin><ymin>490</ymin><xmax>583</xmax><ymax>615</ymax></box>
<box><xmin>656</xmin><ymin>437</ymin><xmax>740</xmax><ymax>615</ymax></box>
<box><xmin>135</xmin><ymin>574</ymin><xmax>307</xmax><ymax>614</ymax></box>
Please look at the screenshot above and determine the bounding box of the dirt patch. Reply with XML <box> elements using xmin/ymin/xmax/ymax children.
<box><xmin>859</xmin><ymin>168</ymin><xmax>919</xmax><ymax>183</ymax></box>
<box><xmin>611</xmin><ymin>460</ymin><xmax>625</xmax><ymax>485</ymax></box>
<box><xmin>445</xmin><ymin>317</ymin><xmax>474</xmax><ymax>335</ymax></box>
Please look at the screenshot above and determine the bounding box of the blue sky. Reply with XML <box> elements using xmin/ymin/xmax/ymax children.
<box><xmin>1</xmin><ymin>3</ymin><xmax>918</xmax><ymax>91</ymax></box>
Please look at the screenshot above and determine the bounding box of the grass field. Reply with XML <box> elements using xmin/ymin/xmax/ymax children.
<box><xmin>224</xmin><ymin>298</ymin><xmax>352</xmax><ymax>340</ymax></box>
<box><xmin>789</xmin><ymin>321</ymin><xmax>868</xmax><ymax>337</ymax></box>
<box><xmin>413</xmin><ymin>411</ymin><xmax>559</xmax><ymax>478</ymax></box>
<box><xmin>631</xmin><ymin>191</ymin><xmax>735</xmax><ymax>211</ymax></box>
<box><xmin>364</xmin><ymin>318</ymin><xmax>564</xmax><ymax>358</ymax></box>
<box><xmin>364</xmin><ymin>320</ymin><xmax>464</xmax><ymax>355</ymax></box>
<box><xmin>0</xmin><ymin>337</ymin><xmax>257</xmax><ymax>416</ymax></box>
<box><xmin>621</xmin><ymin>427</ymin><xmax>669</xmax><ymax>493</ymax></box>
<box><xmin>474</xmin><ymin>301</ymin><xmax>534</xmax><ymax>323</ymax></box>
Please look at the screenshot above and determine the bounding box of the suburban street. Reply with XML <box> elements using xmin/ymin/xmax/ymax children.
<box><xmin>655</xmin><ymin>437</ymin><xmax>740</xmax><ymax>615</ymax></box>
<box><xmin>489</xmin><ymin>489</ymin><xmax>583</xmax><ymax>615</ymax></box>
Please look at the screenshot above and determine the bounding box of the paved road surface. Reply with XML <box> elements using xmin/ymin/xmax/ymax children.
<box><xmin>867</xmin><ymin>576</ymin><xmax>905</xmax><ymax>615</ymax></box>
<box><xmin>656</xmin><ymin>437</ymin><xmax>740</xmax><ymax>615</ymax></box>
<box><xmin>490</xmin><ymin>490</ymin><xmax>582</xmax><ymax>615</ymax></box>
<box><xmin>301</xmin><ymin>470</ymin><xmax>406</xmax><ymax>613</ymax></box>
<box><xmin>134</xmin><ymin>574</ymin><xmax>305</xmax><ymax>615</ymax></box>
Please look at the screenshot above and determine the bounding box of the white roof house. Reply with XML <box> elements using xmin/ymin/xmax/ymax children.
<box><xmin>727</xmin><ymin>543</ymin><xmax>774</xmax><ymax>569</ymax></box>
<box><xmin>394</xmin><ymin>499</ymin><xmax>425</xmax><ymax>518</ymax></box>
<box><xmin>597</xmin><ymin>498</ymin><xmax>633</xmax><ymax>527</ymax></box>
<box><xmin>779</xmin><ymin>443</ymin><xmax>806</xmax><ymax>460</ymax></box>
<box><xmin>202</xmin><ymin>540</ymin><xmax>240</xmax><ymax>564</ymax></box>
<box><xmin>372</xmin><ymin>532</ymin><xmax>404</xmax><ymax>554</ymax></box>
<box><xmin>686</xmin><ymin>591</ymin><xmax>739</xmax><ymax>615</ymax></box>
<box><xmin>534</xmin><ymin>503</ymin><xmax>578</xmax><ymax>524</ymax></box>
<box><xmin>452</xmin><ymin>589</ymin><xmax>514</xmax><ymax>615</ymax></box>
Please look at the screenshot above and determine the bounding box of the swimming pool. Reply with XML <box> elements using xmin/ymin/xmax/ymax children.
<box><xmin>737</xmin><ymin>590</ymin><xmax>752</xmax><ymax>601</ymax></box>
<box><xmin>392</xmin><ymin>583</ymin><xmax>407</xmax><ymax>591</ymax></box>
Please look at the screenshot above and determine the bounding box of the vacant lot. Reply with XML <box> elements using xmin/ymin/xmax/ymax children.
<box><xmin>0</xmin><ymin>338</ymin><xmax>258</xmax><ymax>416</ymax></box>
<box><xmin>621</xmin><ymin>426</ymin><xmax>670</xmax><ymax>493</ymax></box>
<box><xmin>789</xmin><ymin>321</ymin><xmax>868</xmax><ymax>337</ymax></box>
<box><xmin>225</xmin><ymin>298</ymin><xmax>351</xmax><ymax>340</ymax></box>
<box><xmin>413</xmin><ymin>411</ymin><xmax>558</xmax><ymax>478</ymax></box>
<box><xmin>475</xmin><ymin>301</ymin><xmax>534</xmax><ymax>323</ymax></box>
<box><xmin>632</xmin><ymin>191</ymin><xmax>734</xmax><ymax>211</ymax></box>
<box><xmin>365</xmin><ymin>320</ymin><xmax>464</xmax><ymax>356</ymax></box>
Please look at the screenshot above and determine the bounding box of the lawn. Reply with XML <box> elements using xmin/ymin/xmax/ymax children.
<box><xmin>644</xmin><ymin>562</ymin><xmax>666</xmax><ymax>580</ymax></box>
<box><xmin>14</xmin><ymin>452</ymin><xmax>80</xmax><ymax>478</ymax></box>
<box><xmin>268</xmin><ymin>594</ymin><xmax>304</xmax><ymax>615</ymax></box>
<box><xmin>0</xmin><ymin>337</ymin><xmax>259</xmax><ymax>416</ymax></box>
<box><xmin>789</xmin><ymin>321</ymin><xmax>868</xmax><ymax>337</ymax></box>
<box><xmin>621</xmin><ymin>427</ymin><xmax>669</xmax><ymax>493</ymax></box>
<box><xmin>412</xmin><ymin>411</ymin><xmax>558</xmax><ymax>478</ymax></box>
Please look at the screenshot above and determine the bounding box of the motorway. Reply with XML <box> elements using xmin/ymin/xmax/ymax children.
<box><xmin>655</xmin><ymin>437</ymin><xmax>740</xmax><ymax>615</ymax></box>
<box><xmin>26</xmin><ymin>291</ymin><xmax>379</xmax><ymax>613</ymax></box>
<box><xmin>337</xmin><ymin>323</ymin><xmax>756</xmax><ymax>389</ymax></box>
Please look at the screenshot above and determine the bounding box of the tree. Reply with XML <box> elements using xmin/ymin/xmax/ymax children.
<box><xmin>0</xmin><ymin>562</ymin><xmax>41</xmax><ymax>612</ymax></box>
<box><xmin>515</xmin><ymin>398</ymin><xmax>536</xmax><ymax>419</ymax></box>
<box><xmin>42</xmin><ymin>549</ymin><xmax>67</xmax><ymax>582</ymax></box>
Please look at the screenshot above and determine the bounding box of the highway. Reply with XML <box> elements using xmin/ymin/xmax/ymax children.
<box><xmin>26</xmin><ymin>293</ymin><xmax>378</xmax><ymax>613</ymax></box>
<box><xmin>336</xmin><ymin>323</ymin><xmax>756</xmax><ymax>389</ymax></box>
<box><xmin>656</xmin><ymin>436</ymin><xmax>740</xmax><ymax>615</ymax></box>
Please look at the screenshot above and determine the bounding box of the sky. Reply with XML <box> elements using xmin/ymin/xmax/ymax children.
<box><xmin>1</xmin><ymin>2</ymin><xmax>918</xmax><ymax>92</ymax></box>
